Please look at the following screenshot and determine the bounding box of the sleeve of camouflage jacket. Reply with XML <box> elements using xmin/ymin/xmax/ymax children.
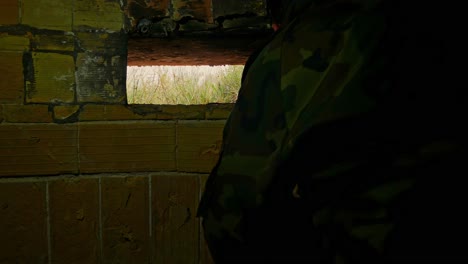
<box><xmin>199</xmin><ymin>1</ymin><xmax>464</xmax><ymax>258</ymax></box>
<box><xmin>196</xmin><ymin>0</ymin><xmax>389</xmax><ymax>259</ymax></box>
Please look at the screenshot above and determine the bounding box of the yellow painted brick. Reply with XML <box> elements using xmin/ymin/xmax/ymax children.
<box><xmin>74</xmin><ymin>0</ymin><xmax>123</xmax><ymax>31</ymax></box>
<box><xmin>53</xmin><ymin>105</ymin><xmax>80</xmax><ymax>120</ymax></box>
<box><xmin>0</xmin><ymin>123</ymin><xmax>78</xmax><ymax>176</ymax></box>
<box><xmin>176</xmin><ymin>120</ymin><xmax>225</xmax><ymax>173</ymax></box>
<box><xmin>79</xmin><ymin>121</ymin><xmax>176</xmax><ymax>173</ymax></box>
<box><xmin>31</xmin><ymin>34</ymin><xmax>75</xmax><ymax>52</ymax></box>
<box><xmin>21</xmin><ymin>0</ymin><xmax>72</xmax><ymax>31</ymax></box>
<box><xmin>0</xmin><ymin>52</ymin><xmax>24</xmax><ymax>103</ymax></box>
<box><xmin>3</xmin><ymin>104</ymin><xmax>53</xmax><ymax>123</ymax></box>
<box><xmin>26</xmin><ymin>52</ymin><xmax>75</xmax><ymax>103</ymax></box>
<box><xmin>0</xmin><ymin>34</ymin><xmax>29</xmax><ymax>51</ymax></box>
<box><xmin>0</xmin><ymin>0</ymin><xmax>19</xmax><ymax>25</ymax></box>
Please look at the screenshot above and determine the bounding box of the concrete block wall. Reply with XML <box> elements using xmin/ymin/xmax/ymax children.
<box><xmin>0</xmin><ymin>0</ymin><xmax>273</xmax><ymax>262</ymax></box>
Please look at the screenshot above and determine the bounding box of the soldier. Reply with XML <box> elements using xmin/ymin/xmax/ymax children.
<box><xmin>197</xmin><ymin>0</ymin><xmax>467</xmax><ymax>262</ymax></box>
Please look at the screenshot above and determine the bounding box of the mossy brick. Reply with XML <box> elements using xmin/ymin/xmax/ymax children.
<box><xmin>152</xmin><ymin>173</ymin><xmax>200</xmax><ymax>264</ymax></box>
<box><xmin>79</xmin><ymin>121</ymin><xmax>176</xmax><ymax>173</ymax></box>
<box><xmin>0</xmin><ymin>182</ymin><xmax>48</xmax><ymax>263</ymax></box>
<box><xmin>213</xmin><ymin>0</ymin><xmax>267</xmax><ymax>18</ymax></box>
<box><xmin>0</xmin><ymin>34</ymin><xmax>29</xmax><ymax>51</ymax></box>
<box><xmin>31</xmin><ymin>34</ymin><xmax>75</xmax><ymax>52</ymax></box>
<box><xmin>76</xmin><ymin>53</ymin><xmax>126</xmax><ymax>103</ymax></box>
<box><xmin>102</xmin><ymin>176</ymin><xmax>150</xmax><ymax>263</ymax></box>
<box><xmin>0</xmin><ymin>52</ymin><xmax>24</xmax><ymax>103</ymax></box>
<box><xmin>3</xmin><ymin>104</ymin><xmax>53</xmax><ymax>123</ymax></box>
<box><xmin>172</xmin><ymin>0</ymin><xmax>213</xmax><ymax>23</ymax></box>
<box><xmin>21</xmin><ymin>0</ymin><xmax>73</xmax><ymax>31</ymax></box>
<box><xmin>0</xmin><ymin>0</ymin><xmax>19</xmax><ymax>25</ymax></box>
<box><xmin>53</xmin><ymin>105</ymin><xmax>80</xmax><ymax>121</ymax></box>
<box><xmin>26</xmin><ymin>52</ymin><xmax>75</xmax><ymax>103</ymax></box>
<box><xmin>0</xmin><ymin>123</ymin><xmax>78</xmax><ymax>176</ymax></box>
<box><xmin>79</xmin><ymin>104</ymin><xmax>156</xmax><ymax>121</ymax></box>
<box><xmin>74</xmin><ymin>0</ymin><xmax>124</xmax><ymax>31</ymax></box>
<box><xmin>49</xmin><ymin>177</ymin><xmax>100</xmax><ymax>263</ymax></box>
<box><xmin>176</xmin><ymin>120</ymin><xmax>225</xmax><ymax>173</ymax></box>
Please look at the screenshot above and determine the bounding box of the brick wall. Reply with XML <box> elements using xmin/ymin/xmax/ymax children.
<box><xmin>0</xmin><ymin>0</ymin><xmax>269</xmax><ymax>262</ymax></box>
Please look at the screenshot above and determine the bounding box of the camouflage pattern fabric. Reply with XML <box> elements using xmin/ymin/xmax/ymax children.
<box><xmin>197</xmin><ymin>0</ymin><xmax>467</xmax><ymax>262</ymax></box>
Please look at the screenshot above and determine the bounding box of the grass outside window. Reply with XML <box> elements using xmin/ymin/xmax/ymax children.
<box><xmin>127</xmin><ymin>65</ymin><xmax>244</xmax><ymax>105</ymax></box>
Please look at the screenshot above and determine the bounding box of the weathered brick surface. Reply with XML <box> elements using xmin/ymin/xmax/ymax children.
<box><xmin>21</xmin><ymin>0</ymin><xmax>73</xmax><ymax>31</ymax></box>
<box><xmin>25</xmin><ymin>52</ymin><xmax>75</xmax><ymax>103</ymax></box>
<box><xmin>30</xmin><ymin>34</ymin><xmax>75</xmax><ymax>52</ymax></box>
<box><xmin>126</xmin><ymin>0</ymin><xmax>171</xmax><ymax>26</ymax></box>
<box><xmin>75</xmin><ymin>52</ymin><xmax>126</xmax><ymax>103</ymax></box>
<box><xmin>102</xmin><ymin>176</ymin><xmax>150</xmax><ymax>264</ymax></box>
<box><xmin>176</xmin><ymin>120</ymin><xmax>225</xmax><ymax>173</ymax></box>
<box><xmin>172</xmin><ymin>0</ymin><xmax>213</xmax><ymax>22</ymax></box>
<box><xmin>0</xmin><ymin>181</ymin><xmax>48</xmax><ymax>263</ymax></box>
<box><xmin>0</xmin><ymin>124</ymin><xmax>78</xmax><ymax>176</ymax></box>
<box><xmin>0</xmin><ymin>0</ymin><xmax>19</xmax><ymax>25</ymax></box>
<box><xmin>53</xmin><ymin>105</ymin><xmax>80</xmax><ymax>121</ymax></box>
<box><xmin>79</xmin><ymin>104</ymin><xmax>232</xmax><ymax>121</ymax></box>
<box><xmin>79</xmin><ymin>121</ymin><xmax>176</xmax><ymax>173</ymax></box>
<box><xmin>49</xmin><ymin>177</ymin><xmax>100</xmax><ymax>264</ymax></box>
<box><xmin>3</xmin><ymin>104</ymin><xmax>53</xmax><ymax>123</ymax></box>
<box><xmin>0</xmin><ymin>51</ymin><xmax>24</xmax><ymax>103</ymax></box>
<box><xmin>156</xmin><ymin>105</ymin><xmax>206</xmax><ymax>120</ymax></box>
<box><xmin>74</xmin><ymin>0</ymin><xmax>123</xmax><ymax>31</ymax></box>
<box><xmin>206</xmin><ymin>103</ymin><xmax>233</xmax><ymax>120</ymax></box>
<box><xmin>75</xmin><ymin>31</ymin><xmax>126</xmax><ymax>53</ymax></box>
<box><xmin>152</xmin><ymin>173</ymin><xmax>200</xmax><ymax>264</ymax></box>
<box><xmin>79</xmin><ymin>104</ymin><xmax>153</xmax><ymax>121</ymax></box>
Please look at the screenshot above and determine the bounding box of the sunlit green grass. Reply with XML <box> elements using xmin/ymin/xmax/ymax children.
<box><xmin>126</xmin><ymin>65</ymin><xmax>244</xmax><ymax>105</ymax></box>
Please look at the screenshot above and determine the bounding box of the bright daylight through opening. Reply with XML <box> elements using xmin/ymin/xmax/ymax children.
<box><xmin>126</xmin><ymin>65</ymin><xmax>244</xmax><ymax>105</ymax></box>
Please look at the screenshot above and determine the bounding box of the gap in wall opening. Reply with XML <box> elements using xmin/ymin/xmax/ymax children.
<box><xmin>126</xmin><ymin>64</ymin><xmax>244</xmax><ymax>105</ymax></box>
<box><xmin>125</xmin><ymin>36</ymin><xmax>259</xmax><ymax>105</ymax></box>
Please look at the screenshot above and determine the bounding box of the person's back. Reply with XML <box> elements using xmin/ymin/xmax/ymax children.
<box><xmin>198</xmin><ymin>0</ymin><xmax>467</xmax><ymax>262</ymax></box>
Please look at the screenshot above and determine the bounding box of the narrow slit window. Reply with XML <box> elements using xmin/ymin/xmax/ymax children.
<box><xmin>126</xmin><ymin>64</ymin><xmax>244</xmax><ymax>105</ymax></box>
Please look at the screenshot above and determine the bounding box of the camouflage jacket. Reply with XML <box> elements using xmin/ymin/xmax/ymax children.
<box><xmin>197</xmin><ymin>0</ymin><xmax>466</xmax><ymax>262</ymax></box>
